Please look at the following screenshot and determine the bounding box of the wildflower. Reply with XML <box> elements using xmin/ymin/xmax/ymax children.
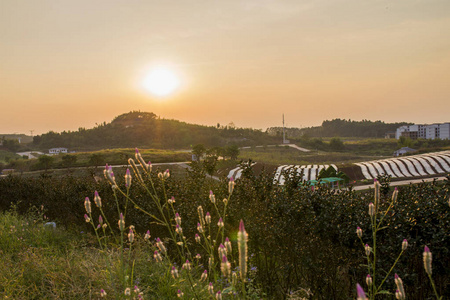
<box><xmin>238</xmin><ymin>220</ymin><xmax>248</xmax><ymax>280</ymax></box>
<box><xmin>197</xmin><ymin>206</ymin><xmax>204</xmax><ymax>225</ymax></box>
<box><xmin>216</xmin><ymin>291</ymin><xmax>222</xmax><ymax>300</ymax></box>
<box><xmin>84</xmin><ymin>214</ymin><xmax>90</xmax><ymax>223</ymax></box>
<box><xmin>175</xmin><ymin>213</ymin><xmax>181</xmax><ymax>226</ymax></box>
<box><xmin>134</xmin><ymin>286</ymin><xmax>140</xmax><ymax>294</ymax></box>
<box><xmin>102</xmin><ymin>223</ymin><xmax>107</xmax><ymax>229</ymax></box>
<box><xmin>144</xmin><ymin>230</ymin><xmax>151</xmax><ymax>240</ymax></box>
<box><xmin>104</xmin><ymin>165</ymin><xmax>116</xmax><ymax>185</ymax></box>
<box><xmin>135</xmin><ymin>148</ymin><xmax>147</xmax><ymax>169</ymax></box>
<box><xmin>208</xmin><ymin>283</ymin><xmax>214</xmax><ymax>295</ymax></box>
<box><xmin>356</xmin><ymin>227</ymin><xmax>362</xmax><ymax>239</ymax></box>
<box><xmin>392</xmin><ymin>187</ymin><xmax>398</xmax><ymax>202</ymax></box>
<box><xmin>217</xmin><ymin>217</ymin><xmax>224</xmax><ymax>228</ymax></box>
<box><xmin>356</xmin><ymin>283</ymin><xmax>366</xmax><ymax>300</ymax></box>
<box><xmin>94</xmin><ymin>191</ymin><xmax>102</xmax><ymax>207</ymax></box>
<box><xmin>182</xmin><ymin>259</ymin><xmax>191</xmax><ymax>270</ymax></box>
<box><xmin>365</xmin><ymin>244</ymin><xmax>371</xmax><ymax>256</ymax></box>
<box><xmin>154</xmin><ymin>250</ymin><xmax>162</xmax><ymax>262</ymax></box>
<box><xmin>195</xmin><ymin>253</ymin><xmax>201</xmax><ymax>259</ymax></box>
<box><xmin>156</xmin><ymin>237</ymin><xmax>167</xmax><ymax>254</ymax></box>
<box><xmin>84</xmin><ymin>197</ymin><xmax>91</xmax><ymax>214</ymax></box>
<box><xmin>98</xmin><ymin>215</ymin><xmax>103</xmax><ymax>225</ymax></box>
<box><xmin>197</xmin><ymin>223</ymin><xmax>204</xmax><ymax>233</ymax></box>
<box><xmin>100</xmin><ymin>289</ymin><xmax>107</xmax><ymax>297</ymax></box>
<box><xmin>125</xmin><ymin>168</ymin><xmax>132</xmax><ymax>188</ymax></box>
<box><xmin>395</xmin><ymin>289</ymin><xmax>402</xmax><ymax>300</ymax></box>
<box><xmin>168</xmin><ymin>196</ymin><xmax>175</xmax><ymax>204</ymax></box>
<box><xmin>195</xmin><ymin>233</ymin><xmax>201</xmax><ymax>243</ymax></box>
<box><xmin>368</xmin><ymin>203</ymin><xmax>375</xmax><ymax>217</ymax></box>
<box><xmin>221</xmin><ymin>255</ymin><xmax>231</xmax><ymax>277</ymax></box>
<box><xmin>158</xmin><ymin>172</ymin><xmax>163</xmax><ymax>179</ymax></box>
<box><xmin>228</xmin><ymin>176</ymin><xmax>235</xmax><ymax>194</ymax></box>
<box><xmin>118</xmin><ymin>213</ymin><xmax>125</xmax><ymax>231</ymax></box>
<box><xmin>163</xmin><ymin>169</ymin><xmax>170</xmax><ymax>179</ymax></box>
<box><xmin>402</xmin><ymin>239</ymin><xmax>408</xmax><ymax>251</ymax></box>
<box><xmin>175</xmin><ymin>224</ymin><xmax>183</xmax><ymax>235</ymax></box>
<box><xmin>147</xmin><ymin>161</ymin><xmax>152</xmax><ymax>173</ymax></box>
<box><xmin>366</xmin><ymin>274</ymin><xmax>372</xmax><ymax>286</ymax></box>
<box><xmin>232</xmin><ymin>271</ymin><xmax>238</xmax><ymax>286</ymax></box>
<box><xmin>209</xmin><ymin>257</ymin><xmax>214</xmax><ymax>269</ymax></box>
<box><xmin>200</xmin><ymin>270</ymin><xmax>207</xmax><ymax>281</ymax></box>
<box><xmin>209</xmin><ymin>191</ymin><xmax>216</xmax><ymax>204</ymax></box>
<box><xmin>171</xmin><ymin>266</ymin><xmax>178</xmax><ymax>279</ymax></box>
<box><xmin>218</xmin><ymin>243</ymin><xmax>227</xmax><ymax>258</ymax></box>
<box><xmin>394</xmin><ymin>274</ymin><xmax>405</xmax><ymax>300</ymax></box>
<box><xmin>128</xmin><ymin>227</ymin><xmax>134</xmax><ymax>243</ymax></box>
<box><xmin>177</xmin><ymin>289</ymin><xmax>184</xmax><ymax>298</ymax></box>
<box><xmin>224</xmin><ymin>237</ymin><xmax>232</xmax><ymax>254</ymax></box>
<box><xmin>374</xmin><ymin>179</ymin><xmax>380</xmax><ymax>209</ymax></box>
<box><xmin>205</xmin><ymin>212</ymin><xmax>211</xmax><ymax>224</ymax></box>
<box><xmin>124</xmin><ymin>287</ymin><xmax>131</xmax><ymax>295</ymax></box>
<box><xmin>423</xmin><ymin>245</ymin><xmax>432</xmax><ymax>275</ymax></box>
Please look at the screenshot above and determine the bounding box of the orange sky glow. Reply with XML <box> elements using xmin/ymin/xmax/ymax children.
<box><xmin>1</xmin><ymin>0</ymin><xmax>449</xmax><ymax>135</ymax></box>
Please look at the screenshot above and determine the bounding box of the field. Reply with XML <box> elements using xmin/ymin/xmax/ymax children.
<box><xmin>0</xmin><ymin>157</ymin><xmax>448</xmax><ymax>299</ymax></box>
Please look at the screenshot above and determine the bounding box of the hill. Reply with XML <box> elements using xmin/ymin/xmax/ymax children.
<box><xmin>32</xmin><ymin>111</ymin><xmax>278</xmax><ymax>151</ymax></box>
<box><xmin>267</xmin><ymin>118</ymin><xmax>412</xmax><ymax>138</ymax></box>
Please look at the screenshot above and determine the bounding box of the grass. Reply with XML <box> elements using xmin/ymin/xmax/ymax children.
<box><xmin>0</xmin><ymin>208</ymin><xmax>183</xmax><ymax>299</ymax></box>
<box><xmin>238</xmin><ymin>145</ymin><xmax>391</xmax><ymax>165</ymax></box>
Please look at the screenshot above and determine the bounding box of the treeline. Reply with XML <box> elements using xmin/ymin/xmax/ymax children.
<box><xmin>268</xmin><ymin>119</ymin><xmax>412</xmax><ymax>138</ymax></box>
<box><xmin>32</xmin><ymin>111</ymin><xmax>277</xmax><ymax>150</ymax></box>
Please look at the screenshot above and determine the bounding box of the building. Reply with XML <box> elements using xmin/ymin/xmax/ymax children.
<box><xmin>396</xmin><ymin>123</ymin><xmax>450</xmax><ymax>140</ymax></box>
<box><xmin>49</xmin><ymin>147</ymin><xmax>68</xmax><ymax>154</ymax></box>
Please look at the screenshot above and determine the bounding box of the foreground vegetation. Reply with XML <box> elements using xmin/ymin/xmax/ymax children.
<box><xmin>0</xmin><ymin>153</ymin><xmax>449</xmax><ymax>299</ymax></box>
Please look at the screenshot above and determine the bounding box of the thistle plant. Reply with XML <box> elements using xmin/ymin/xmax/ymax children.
<box><xmin>82</xmin><ymin>148</ymin><xmax>250</xmax><ymax>298</ymax></box>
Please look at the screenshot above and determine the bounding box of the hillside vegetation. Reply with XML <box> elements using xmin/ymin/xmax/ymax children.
<box><xmin>31</xmin><ymin>111</ymin><xmax>277</xmax><ymax>151</ymax></box>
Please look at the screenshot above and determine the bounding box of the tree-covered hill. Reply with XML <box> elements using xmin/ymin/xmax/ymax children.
<box><xmin>32</xmin><ymin>111</ymin><xmax>278</xmax><ymax>150</ymax></box>
<box><xmin>267</xmin><ymin>118</ymin><xmax>412</xmax><ymax>138</ymax></box>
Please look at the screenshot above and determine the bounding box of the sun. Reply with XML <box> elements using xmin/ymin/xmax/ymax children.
<box><xmin>142</xmin><ymin>67</ymin><xmax>180</xmax><ymax>97</ymax></box>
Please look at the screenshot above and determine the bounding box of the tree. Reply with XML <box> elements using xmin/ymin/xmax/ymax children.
<box><xmin>2</xmin><ymin>139</ymin><xmax>20</xmax><ymax>152</ymax></box>
<box><xmin>329</xmin><ymin>137</ymin><xmax>344</xmax><ymax>151</ymax></box>
<box><xmin>38</xmin><ymin>155</ymin><xmax>54</xmax><ymax>172</ymax></box>
<box><xmin>192</xmin><ymin>144</ymin><xmax>206</xmax><ymax>161</ymax></box>
<box><xmin>225</xmin><ymin>145</ymin><xmax>240</xmax><ymax>160</ymax></box>
<box><xmin>62</xmin><ymin>154</ymin><xmax>77</xmax><ymax>168</ymax></box>
<box><xmin>89</xmin><ymin>153</ymin><xmax>106</xmax><ymax>167</ymax></box>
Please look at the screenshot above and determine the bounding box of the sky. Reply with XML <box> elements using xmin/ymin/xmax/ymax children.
<box><xmin>1</xmin><ymin>0</ymin><xmax>450</xmax><ymax>135</ymax></box>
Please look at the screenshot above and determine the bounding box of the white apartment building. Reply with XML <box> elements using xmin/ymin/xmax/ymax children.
<box><xmin>396</xmin><ymin>123</ymin><xmax>450</xmax><ymax>140</ymax></box>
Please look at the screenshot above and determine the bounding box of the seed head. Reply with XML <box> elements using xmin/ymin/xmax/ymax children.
<box><xmin>200</xmin><ymin>270</ymin><xmax>207</xmax><ymax>281</ymax></box>
<box><xmin>394</xmin><ymin>274</ymin><xmax>405</xmax><ymax>300</ymax></box>
<box><xmin>94</xmin><ymin>191</ymin><xmax>102</xmax><ymax>207</ymax></box>
<box><xmin>238</xmin><ymin>220</ymin><xmax>248</xmax><ymax>280</ymax></box>
<box><xmin>216</xmin><ymin>291</ymin><xmax>222</xmax><ymax>300</ymax></box>
<box><xmin>228</xmin><ymin>176</ymin><xmax>235</xmax><ymax>194</ymax></box>
<box><xmin>124</xmin><ymin>168</ymin><xmax>132</xmax><ymax>188</ymax></box>
<box><xmin>368</xmin><ymin>203</ymin><xmax>375</xmax><ymax>217</ymax></box>
<box><xmin>197</xmin><ymin>222</ymin><xmax>204</xmax><ymax>233</ymax></box>
<box><xmin>84</xmin><ymin>214</ymin><xmax>90</xmax><ymax>223</ymax></box>
<box><xmin>205</xmin><ymin>212</ymin><xmax>211</xmax><ymax>224</ymax></box>
<box><xmin>168</xmin><ymin>196</ymin><xmax>175</xmax><ymax>204</ymax></box>
<box><xmin>366</xmin><ymin>274</ymin><xmax>372</xmax><ymax>286</ymax></box>
<box><xmin>175</xmin><ymin>213</ymin><xmax>181</xmax><ymax>226</ymax></box>
<box><xmin>154</xmin><ymin>250</ymin><xmax>162</xmax><ymax>262</ymax></box>
<box><xmin>195</xmin><ymin>233</ymin><xmax>201</xmax><ymax>243</ymax></box>
<box><xmin>177</xmin><ymin>289</ymin><xmax>184</xmax><ymax>298</ymax></box>
<box><xmin>365</xmin><ymin>244</ymin><xmax>371</xmax><ymax>256</ymax></box>
<box><xmin>209</xmin><ymin>190</ymin><xmax>216</xmax><ymax>204</ymax></box>
<box><xmin>84</xmin><ymin>197</ymin><xmax>91</xmax><ymax>214</ymax></box>
<box><xmin>224</xmin><ymin>237</ymin><xmax>232</xmax><ymax>254</ymax></box>
<box><xmin>402</xmin><ymin>239</ymin><xmax>408</xmax><ymax>251</ymax></box>
<box><xmin>182</xmin><ymin>259</ymin><xmax>191</xmax><ymax>270</ymax></box>
<box><xmin>356</xmin><ymin>283</ymin><xmax>366</xmax><ymax>300</ymax></box>
<box><xmin>118</xmin><ymin>213</ymin><xmax>125</xmax><ymax>231</ymax></box>
<box><xmin>356</xmin><ymin>227</ymin><xmax>362</xmax><ymax>239</ymax></box>
<box><xmin>144</xmin><ymin>230</ymin><xmax>151</xmax><ymax>240</ymax></box>
<box><xmin>156</xmin><ymin>237</ymin><xmax>167</xmax><ymax>254</ymax></box>
<box><xmin>100</xmin><ymin>289</ymin><xmax>107</xmax><ymax>297</ymax></box>
<box><xmin>423</xmin><ymin>245</ymin><xmax>432</xmax><ymax>275</ymax></box>
<box><xmin>128</xmin><ymin>227</ymin><xmax>134</xmax><ymax>243</ymax></box>
<box><xmin>217</xmin><ymin>217</ymin><xmax>224</xmax><ymax>228</ymax></box>
<box><xmin>220</xmin><ymin>255</ymin><xmax>231</xmax><ymax>277</ymax></box>
<box><xmin>208</xmin><ymin>282</ymin><xmax>214</xmax><ymax>295</ymax></box>
<box><xmin>171</xmin><ymin>266</ymin><xmax>178</xmax><ymax>279</ymax></box>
